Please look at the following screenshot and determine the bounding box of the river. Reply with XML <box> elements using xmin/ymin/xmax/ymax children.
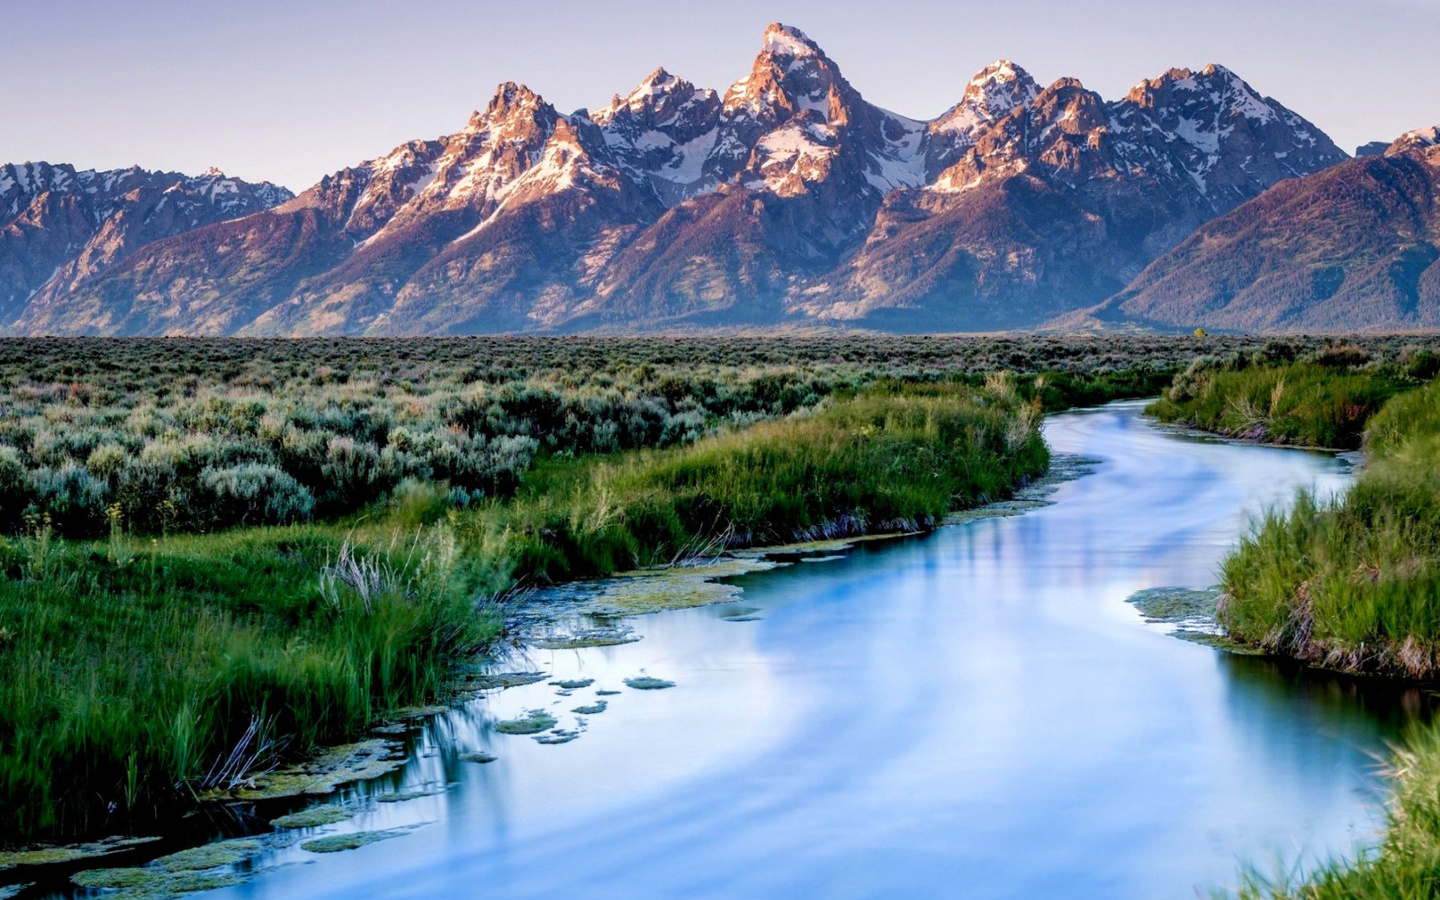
<box><xmin>27</xmin><ymin>400</ymin><xmax>1435</xmax><ymax>899</ymax></box>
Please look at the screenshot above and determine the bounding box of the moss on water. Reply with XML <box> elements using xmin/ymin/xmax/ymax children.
<box><xmin>1126</xmin><ymin>587</ymin><xmax>1221</xmax><ymax>624</ymax></box>
<box><xmin>595</xmin><ymin>689</ymin><xmax>621</xmax><ymax>696</ymax></box>
<box><xmin>1174</xmin><ymin>630</ymin><xmax>1268</xmax><ymax>655</ymax></box>
<box><xmin>534</xmin><ymin>730</ymin><xmax>580</xmax><ymax>745</ymax></box>
<box><xmin>209</xmin><ymin>739</ymin><xmax>407</xmax><ymax>801</ymax></box>
<box><xmin>101</xmin><ymin>871</ymin><xmax>242</xmax><ymax>900</ymax></box>
<box><xmin>270</xmin><ymin>806</ymin><xmax>355</xmax><ymax>829</ymax></box>
<box><xmin>571</xmin><ymin>701</ymin><xmax>608</xmax><ymax>715</ymax></box>
<box><xmin>550</xmin><ymin>678</ymin><xmax>594</xmax><ymax>689</ymax></box>
<box><xmin>465</xmin><ymin>672</ymin><xmax>549</xmax><ymax>690</ymax></box>
<box><xmin>495</xmin><ymin>710</ymin><xmax>558</xmax><ymax>735</ymax></box>
<box><xmin>0</xmin><ymin>848</ymin><xmax>86</xmax><ymax>867</ymax></box>
<box><xmin>74</xmin><ymin>845</ymin><xmax>255</xmax><ymax>900</ymax></box>
<box><xmin>624</xmin><ymin>677</ymin><xmax>675</xmax><ymax>690</ymax></box>
<box><xmin>154</xmin><ymin>838</ymin><xmax>261</xmax><ymax>872</ymax></box>
<box><xmin>459</xmin><ymin>752</ymin><xmax>496</xmax><ymax>764</ymax></box>
<box><xmin>301</xmin><ymin>830</ymin><xmax>408</xmax><ymax>854</ymax></box>
<box><xmin>73</xmin><ymin>867</ymin><xmax>162</xmax><ymax>889</ymax></box>
<box><xmin>0</xmin><ymin>836</ymin><xmax>160</xmax><ymax>870</ymax></box>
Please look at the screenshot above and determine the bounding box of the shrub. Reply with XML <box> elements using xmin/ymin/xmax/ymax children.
<box><xmin>197</xmin><ymin>464</ymin><xmax>315</xmax><ymax>527</ymax></box>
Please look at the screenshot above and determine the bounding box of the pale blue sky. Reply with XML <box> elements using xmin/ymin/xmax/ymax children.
<box><xmin>6</xmin><ymin>0</ymin><xmax>1438</xmax><ymax>191</ymax></box>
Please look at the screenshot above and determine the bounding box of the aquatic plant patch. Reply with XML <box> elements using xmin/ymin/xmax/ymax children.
<box><xmin>495</xmin><ymin>711</ymin><xmax>559</xmax><ymax>735</ymax></box>
<box><xmin>301</xmin><ymin>830</ymin><xmax>410</xmax><ymax>854</ymax></box>
<box><xmin>624</xmin><ymin>677</ymin><xmax>675</xmax><ymax>690</ymax></box>
<box><xmin>270</xmin><ymin>806</ymin><xmax>355</xmax><ymax>829</ymax></box>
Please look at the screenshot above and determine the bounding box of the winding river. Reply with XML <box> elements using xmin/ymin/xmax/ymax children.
<box><xmin>28</xmin><ymin>401</ymin><xmax>1438</xmax><ymax>899</ymax></box>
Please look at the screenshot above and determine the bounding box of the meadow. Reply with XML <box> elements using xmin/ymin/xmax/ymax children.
<box><xmin>0</xmin><ymin>334</ymin><xmax>1182</xmax><ymax>845</ymax></box>
<box><xmin>3</xmin><ymin>333</ymin><xmax>1437</xmax><ymax>847</ymax></box>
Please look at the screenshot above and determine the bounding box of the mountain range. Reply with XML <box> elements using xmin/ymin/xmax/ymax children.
<box><xmin>4</xmin><ymin>23</ymin><xmax>1433</xmax><ymax>335</ymax></box>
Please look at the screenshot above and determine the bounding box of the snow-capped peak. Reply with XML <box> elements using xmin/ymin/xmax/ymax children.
<box><xmin>931</xmin><ymin>60</ymin><xmax>1038</xmax><ymax>141</ymax></box>
<box><xmin>483</xmin><ymin>82</ymin><xmax>546</xmax><ymax>118</ymax></box>
<box><xmin>762</xmin><ymin>22</ymin><xmax>820</xmax><ymax>61</ymax></box>
<box><xmin>593</xmin><ymin>67</ymin><xmax>707</xmax><ymax>126</ymax></box>
<box><xmin>969</xmin><ymin>60</ymin><xmax>1028</xmax><ymax>88</ymax></box>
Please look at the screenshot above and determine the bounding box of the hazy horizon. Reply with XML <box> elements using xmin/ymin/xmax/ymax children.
<box><xmin>7</xmin><ymin>0</ymin><xmax>1438</xmax><ymax>191</ymax></box>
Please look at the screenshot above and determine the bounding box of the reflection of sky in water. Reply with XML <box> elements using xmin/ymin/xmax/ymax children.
<box><xmin>140</xmin><ymin>402</ymin><xmax>1426</xmax><ymax>900</ymax></box>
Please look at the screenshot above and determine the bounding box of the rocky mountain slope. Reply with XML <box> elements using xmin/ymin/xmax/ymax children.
<box><xmin>1080</xmin><ymin>126</ymin><xmax>1440</xmax><ymax>332</ymax></box>
<box><xmin>5</xmin><ymin>24</ymin><xmax>1348</xmax><ymax>335</ymax></box>
<box><xmin>0</xmin><ymin>164</ymin><xmax>291</xmax><ymax>326</ymax></box>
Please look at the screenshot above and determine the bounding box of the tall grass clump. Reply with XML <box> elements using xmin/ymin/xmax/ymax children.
<box><xmin>471</xmin><ymin>382</ymin><xmax>1048</xmax><ymax>584</ymax></box>
<box><xmin>1219</xmin><ymin>376</ymin><xmax>1440</xmax><ymax>677</ymax></box>
<box><xmin>0</xmin><ymin>520</ymin><xmax>500</xmax><ymax>842</ymax></box>
<box><xmin>1148</xmin><ymin>357</ymin><xmax>1407</xmax><ymax>449</ymax></box>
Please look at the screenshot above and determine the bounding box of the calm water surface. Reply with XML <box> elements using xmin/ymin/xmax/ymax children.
<box><xmin>35</xmin><ymin>401</ymin><xmax>1439</xmax><ymax>899</ymax></box>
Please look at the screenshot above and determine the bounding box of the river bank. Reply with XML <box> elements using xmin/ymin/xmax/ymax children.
<box><xmin>1</xmin><ymin>380</ymin><xmax>1055</xmax><ymax>852</ymax></box>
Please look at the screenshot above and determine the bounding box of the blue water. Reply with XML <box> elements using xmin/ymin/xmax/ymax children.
<box><xmin>33</xmin><ymin>401</ymin><xmax>1432</xmax><ymax>900</ymax></box>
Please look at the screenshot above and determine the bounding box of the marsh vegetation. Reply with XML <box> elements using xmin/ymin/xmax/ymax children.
<box><xmin>4</xmin><ymin>333</ymin><xmax>1438</xmax><ymax>857</ymax></box>
<box><xmin>0</xmin><ymin>334</ymin><xmax>1162</xmax><ymax>846</ymax></box>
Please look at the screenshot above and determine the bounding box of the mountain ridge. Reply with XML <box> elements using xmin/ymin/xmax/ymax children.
<box><xmin>1073</xmin><ymin>129</ymin><xmax>1440</xmax><ymax>333</ymax></box>
<box><xmin>4</xmin><ymin>23</ymin><xmax>1353</xmax><ymax>336</ymax></box>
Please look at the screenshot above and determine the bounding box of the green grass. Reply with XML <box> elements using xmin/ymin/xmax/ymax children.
<box><xmin>0</xmin><ymin>520</ymin><xmax>501</xmax><ymax>842</ymax></box>
<box><xmin>1147</xmin><ymin>361</ymin><xmax>1408</xmax><ymax>449</ymax></box>
<box><xmin>1217</xmin><ymin>377</ymin><xmax>1440</xmax><ymax>677</ymax></box>
<box><xmin>467</xmin><ymin>381</ymin><xmax>1049</xmax><ymax>586</ymax></box>
<box><xmin>0</xmin><ymin>378</ymin><xmax>1052</xmax><ymax>846</ymax></box>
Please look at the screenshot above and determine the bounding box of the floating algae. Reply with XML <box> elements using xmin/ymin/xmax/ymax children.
<box><xmin>524</xmin><ymin>557</ymin><xmax>782</xmax><ymax>625</ymax></box>
<box><xmin>1174</xmin><ymin>630</ymin><xmax>1268</xmax><ymax>655</ymax></box>
<box><xmin>572</xmin><ymin>700</ymin><xmax>608</xmax><ymax>715</ymax></box>
<box><xmin>1126</xmin><ymin>587</ymin><xmax>1221</xmax><ymax>625</ymax></box>
<box><xmin>459</xmin><ymin>752</ymin><xmax>497</xmax><ymax>764</ymax></box>
<box><xmin>301</xmin><ymin>830</ymin><xmax>409</xmax><ymax>854</ymax></box>
<box><xmin>943</xmin><ymin>454</ymin><xmax>1103</xmax><ymax>525</ymax></box>
<box><xmin>0</xmin><ymin>836</ymin><xmax>161</xmax><ymax>870</ymax></box>
<box><xmin>534</xmin><ymin>729</ymin><xmax>580</xmax><ymax>745</ymax></box>
<box><xmin>550</xmin><ymin>678</ymin><xmax>595</xmax><ymax>689</ymax></box>
<box><xmin>730</xmin><ymin>538</ymin><xmax>855</xmax><ymax>559</ymax></box>
<box><xmin>465</xmin><ymin>671</ymin><xmax>549</xmax><ymax>690</ymax></box>
<box><xmin>1123</xmin><ymin>587</ymin><xmax>1264</xmax><ymax>652</ymax></box>
<box><xmin>271</xmin><ymin>806</ymin><xmax>355</xmax><ymax>829</ymax></box>
<box><xmin>72</xmin><ymin>868</ymin><xmax>242</xmax><ymax>900</ymax></box>
<box><xmin>206</xmin><ymin>739</ymin><xmax>407</xmax><ymax>801</ymax></box>
<box><xmin>595</xmin><ymin>689</ymin><xmax>621</xmax><ymax>696</ymax></box>
<box><xmin>393</xmin><ymin>704</ymin><xmax>451</xmax><ymax>721</ymax></box>
<box><xmin>624</xmin><ymin>677</ymin><xmax>675</xmax><ymax>690</ymax></box>
<box><xmin>154</xmin><ymin>838</ymin><xmax>262</xmax><ymax>872</ymax></box>
<box><xmin>495</xmin><ymin>710</ymin><xmax>559</xmax><ymax>735</ymax></box>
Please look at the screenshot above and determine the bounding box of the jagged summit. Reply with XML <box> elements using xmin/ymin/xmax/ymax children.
<box><xmin>760</xmin><ymin>22</ymin><xmax>822</xmax><ymax>60</ymax></box>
